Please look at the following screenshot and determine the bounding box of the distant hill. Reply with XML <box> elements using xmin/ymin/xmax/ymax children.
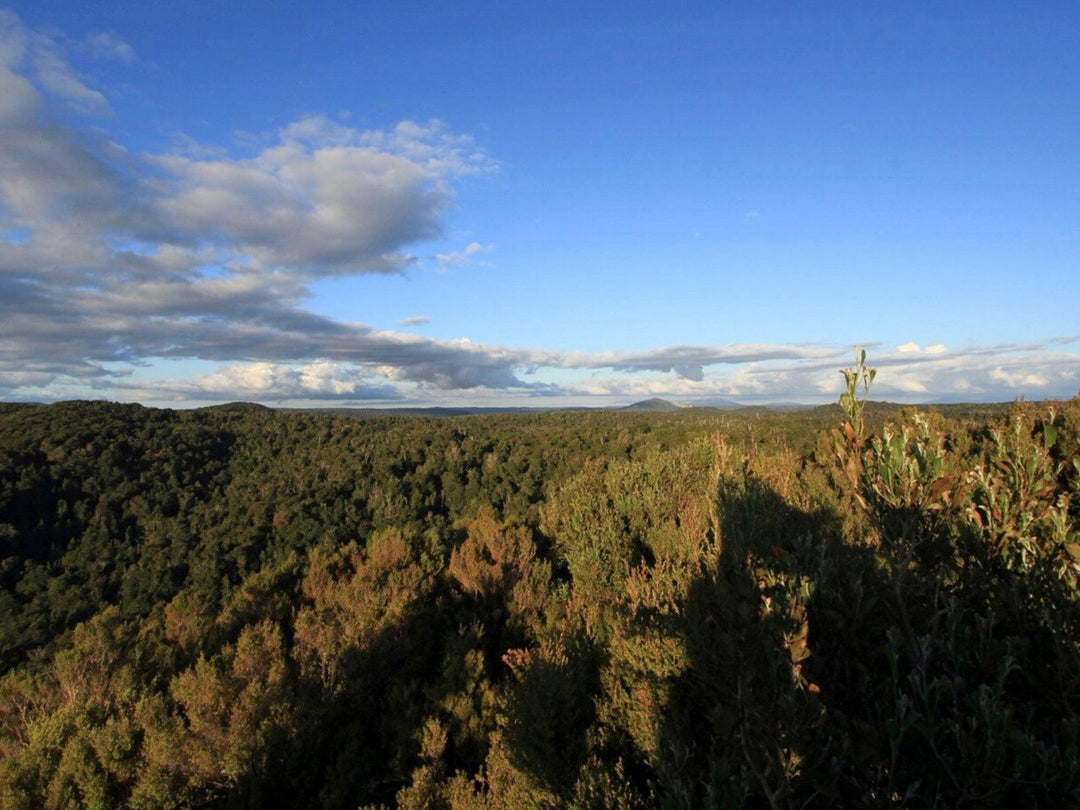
<box><xmin>623</xmin><ymin>398</ymin><xmax>686</xmax><ymax>412</ymax></box>
<box><xmin>201</xmin><ymin>401</ymin><xmax>274</xmax><ymax>413</ymax></box>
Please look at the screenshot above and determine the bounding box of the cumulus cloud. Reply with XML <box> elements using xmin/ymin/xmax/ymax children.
<box><xmin>83</xmin><ymin>31</ymin><xmax>134</xmax><ymax>62</ymax></box>
<box><xmin>434</xmin><ymin>241</ymin><xmax>492</xmax><ymax>268</ymax></box>
<box><xmin>0</xmin><ymin>10</ymin><xmax>109</xmax><ymax>114</ymax></box>
<box><xmin>152</xmin><ymin>116</ymin><xmax>493</xmax><ymax>277</ymax></box>
<box><xmin>0</xmin><ymin>11</ymin><xmax>509</xmax><ymax>399</ymax></box>
<box><xmin>989</xmin><ymin>366</ymin><xmax>1049</xmax><ymax>389</ymax></box>
<box><xmin>896</xmin><ymin>342</ymin><xmax>947</xmax><ymax>356</ymax></box>
<box><xmin>117</xmin><ymin>361</ymin><xmax>403</xmax><ymax>403</ymax></box>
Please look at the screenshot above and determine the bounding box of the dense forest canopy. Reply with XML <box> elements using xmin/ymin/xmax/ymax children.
<box><xmin>0</xmin><ymin>388</ymin><xmax>1078</xmax><ymax>808</ymax></box>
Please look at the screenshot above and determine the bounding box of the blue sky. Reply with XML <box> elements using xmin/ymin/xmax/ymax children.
<box><xmin>1</xmin><ymin>1</ymin><xmax>1077</xmax><ymax>407</ymax></box>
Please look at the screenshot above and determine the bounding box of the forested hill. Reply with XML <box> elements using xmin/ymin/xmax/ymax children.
<box><xmin>1</xmin><ymin>396</ymin><xmax>1079</xmax><ymax>808</ymax></box>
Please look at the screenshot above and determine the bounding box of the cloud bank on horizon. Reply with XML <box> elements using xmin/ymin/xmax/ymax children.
<box><xmin>0</xmin><ymin>8</ymin><xmax>1077</xmax><ymax>407</ymax></box>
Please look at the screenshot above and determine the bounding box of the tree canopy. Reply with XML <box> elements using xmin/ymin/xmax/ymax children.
<box><xmin>1</xmin><ymin>393</ymin><xmax>1078</xmax><ymax>808</ymax></box>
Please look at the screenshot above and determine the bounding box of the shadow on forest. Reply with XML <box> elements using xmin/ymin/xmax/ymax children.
<box><xmin>491</xmin><ymin>464</ymin><xmax>880</xmax><ymax>808</ymax></box>
<box><xmin>661</xmin><ymin>468</ymin><xmax>867</xmax><ymax>808</ymax></box>
<box><xmin>219</xmin><ymin>579</ymin><xmax>452</xmax><ymax>809</ymax></box>
<box><xmin>652</xmin><ymin>461</ymin><xmax>1080</xmax><ymax>807</ymax></box>
<box><xmin>495</xmin><ymin>457</ymin><xmax>1080</xmax><ymax>806</ymax></box>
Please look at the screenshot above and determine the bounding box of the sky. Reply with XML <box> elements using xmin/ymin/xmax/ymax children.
<box><xmin>1</xmin><ymin>1</ymin><xmax>1078</xmax><ymax>408</ymax></box>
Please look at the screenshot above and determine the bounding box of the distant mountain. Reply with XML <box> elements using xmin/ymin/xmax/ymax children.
<box><xmin>622</xmin><ymin>398</ymin><xmax>686</xmax><ymax>412</ymax></box>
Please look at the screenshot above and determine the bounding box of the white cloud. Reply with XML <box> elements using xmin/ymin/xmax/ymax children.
<box><xmin>0</xmin><ymin>10</ymin><xmax>108</xmax><ymax>114</ymax></box>
<box><xmin>989</xmin><ymin>367</ymin><xmax>1049</xmax><ymax>389</ymax></box>
<box><xmin>120</xmin><ymin>360</ymin><xmax>402</xmax><ymax>403</ymax></box>
<box><xmin>434</xmin><ymin>241</ymin><xmax>492</xmax><ymax>268</ymax></box>
<box><xmin>399</xmin><ymin>315</ymin><xmax>431</xmax><ymax>326</ymax></box>
<box><xmin>895</xmin><ymin>342</ymin><xmax>946</xmax><ymax>356</ymax></box>
<box><xmin>83</xmin><ymin>31</ymin><xmax>134</xmax><ymax>62</ymax></box>
<box><xmin>155</xmin><ymin>118</ymin><xmax>493</xmax><ymax>277</ymax></box>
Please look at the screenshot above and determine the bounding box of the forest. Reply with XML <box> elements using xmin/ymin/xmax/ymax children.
<box><xmin>1</xmin><ymin>359</ymin><xmax>1079</xmax><ymax>808</ymax></box>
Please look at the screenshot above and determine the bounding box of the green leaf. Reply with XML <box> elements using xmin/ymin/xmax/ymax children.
<box><xmin>1043</xmin><ymin>421</ymin><xmax>1058</xmax><ymax>447</ymax></box>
